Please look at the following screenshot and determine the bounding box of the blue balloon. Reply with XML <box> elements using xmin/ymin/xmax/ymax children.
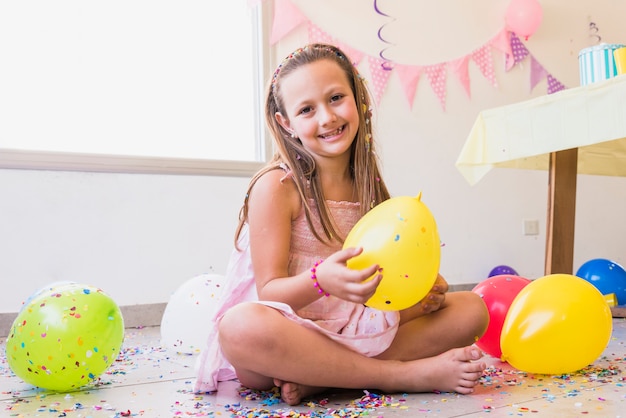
<box><xmin>488</xmin><ymin>265</ymin><xmax>518</xmax><ymax>278</ymax></box>
<box><xmin>576</xmin><ymin>258</ymin><xmax>626</xmax><ymax>305</ymax></box>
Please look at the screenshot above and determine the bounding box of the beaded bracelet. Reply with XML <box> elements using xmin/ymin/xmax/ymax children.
<box><xmin>310</xmin><ymin>259</ymin><xmax>330</xmax><ymax>297</ymax></box>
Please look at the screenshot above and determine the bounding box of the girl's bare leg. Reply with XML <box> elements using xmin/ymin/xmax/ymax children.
<box><xmin>378</xmin><ymin>291</ymin><xmax>489</xmax><ymax>361</ymax></box>
<box><xmin>218</xmin><ymin>301</ymin><xmax>487</xmax><ymax>405</ymax></box>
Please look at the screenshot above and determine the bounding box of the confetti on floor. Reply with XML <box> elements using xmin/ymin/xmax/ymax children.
<box><xmin>2</xmin><ymin>322</ymin><xmax>626</xmax><ymax>417</ymax></box>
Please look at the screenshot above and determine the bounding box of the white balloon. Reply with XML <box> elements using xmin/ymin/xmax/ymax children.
<box><xmin>160</xmin><ymin>273</ymin><xmax>225</xmax><ymax>354</ymax></box>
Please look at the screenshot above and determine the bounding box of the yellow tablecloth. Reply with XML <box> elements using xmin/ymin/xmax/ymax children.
<box><xmin>456</xmin><ymin>75</ymin><xmax>626</xmax><ymax>185</ymax></box>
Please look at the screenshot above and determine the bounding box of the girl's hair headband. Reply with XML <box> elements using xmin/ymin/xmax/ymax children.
<box><xmin>271</xmin><ymin>44</ymin><xmax>348</xmax><ymax>93</ymax></box>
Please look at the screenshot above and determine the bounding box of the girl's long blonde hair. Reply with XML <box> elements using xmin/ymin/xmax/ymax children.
<box><xmin>234</xmin><ymin>43</ymin><xmax>390</xmax><ymax>248</ymax></box>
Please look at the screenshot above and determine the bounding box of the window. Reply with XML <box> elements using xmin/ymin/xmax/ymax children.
<box><xmin>0</xmin><ymin>1</ymin><xmax>268</xmax><ymax>176</ymax></box>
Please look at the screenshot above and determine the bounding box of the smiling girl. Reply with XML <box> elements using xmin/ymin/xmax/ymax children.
<box><xmin>194</xmin><ymin>43</ymin><xmax>489</xmax><ymax>405</ymax></box>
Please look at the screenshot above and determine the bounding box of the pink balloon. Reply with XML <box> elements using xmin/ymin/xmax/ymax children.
<box><xmin>505</xmin><ymin>0</ymin><xmax>543</xmax><ymax>40</ymax></box>
<box><xmin>472</xmin><ymin>275</ymin><xmax>532</xmax><ymax>359</ymax></box>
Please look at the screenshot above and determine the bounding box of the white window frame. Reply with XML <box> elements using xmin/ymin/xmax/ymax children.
<box><xmin>0</xmin><ymin>2</ymin><xmax>272</xmax><ymax>177</ymax></box>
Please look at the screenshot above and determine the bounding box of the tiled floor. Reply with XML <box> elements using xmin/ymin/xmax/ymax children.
<box><xmin>2</xmin><ymin>319</ymin><xmax>625</xmax><ymax>417</ymax></box>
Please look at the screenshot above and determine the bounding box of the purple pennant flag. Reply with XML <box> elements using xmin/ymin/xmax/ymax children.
<box><xmin>510</xmin><ymin>33</ymin><xmax>529</xmax><ymax>66</ymax></box>
<box><xmin>547</xmin><ymin>74</ymin><xmax>566</xmax><ymax>94</ymax></box>
<box><xmin>530</xmin><ymin>56</ymin><xmax>548</xmax><ymax>91</ymax></box>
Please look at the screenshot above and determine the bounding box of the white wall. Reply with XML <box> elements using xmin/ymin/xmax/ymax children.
<box><xmin>0</xmin><ymin>170</ymin><xmax>248</xmax><ymax>312</ymax></box>
<box><xmin>1</xmin><ymin>0</ymin><xmax>625</xmax><ymax>313</ymax></box>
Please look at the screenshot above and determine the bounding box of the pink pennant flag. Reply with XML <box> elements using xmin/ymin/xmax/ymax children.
<box><xmin>270</xmin><ymin>0</ymin><xmax>308</xmax><ymax>45</ymax></box>
<box><xmin>530</xmin><ymin>56</ymin><xmax>547</xmax><ymax>91</ymax></box>
<box><xmin>335</xmin><ymin>41</ymin><xmax>366</xmax><ymax>67</ymax></box>
<box><xmin>394</xmin><ymin>64</ymin><xmax>422</xmax><ymax>108</ymax></box>
<box><xmin>308</xmin><ymin>23</ymin><xmax>334</xmax><ymax>45</ymax></box>
<box><xmin>449</xmin><ymin>55</ymin><xmax>471</xmax><ymax>98</ymax></box>
<box><xmin>424</xmin><ymin>63</ymin><xmax>447</xmax><ymax>110</ymax></box>
<box><xmin>367</xmin><ymin>56</ymin><xmax>394</xmax><ymax>104</ymax></box>
<box><xmin>547</xmin><ymin>74</ymin><xmax>567</xmax><ymax>94</ymax></box>
<box><xmin>490</xmin><ymin>29</ymin><xmax>514</xmax><ymax>71</ymax></box>
<box><xmin>510</xmin><ymin>33</ymin><xmax>530</xmax><ymax>67</ymax></box>
<box><xmin>307</xmin><ymin>24</ymin><xmax>365</xmax><ymax>66</ymax></box>
<box><xmin>471</xmin><ymin>45</ymin><xmax>498</xmax><ymax>88</ymax></box>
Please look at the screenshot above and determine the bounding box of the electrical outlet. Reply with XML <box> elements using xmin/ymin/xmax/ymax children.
<box><xmin>523</xmin><ymin>219</ymin><xmax>539</xmax><ymax>236</ymax></box>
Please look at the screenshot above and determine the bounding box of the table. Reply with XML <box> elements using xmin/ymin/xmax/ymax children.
<box><xmin>456</xmin><ymin>75</ymin><xmax>626</xmax><ymax>275</ymax></box>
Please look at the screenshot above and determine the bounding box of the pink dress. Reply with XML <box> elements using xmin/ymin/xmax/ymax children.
<box><xmin>193</xmin><ymin>199</ymin><xmax>400</xmax><ymax>393</ymax></box>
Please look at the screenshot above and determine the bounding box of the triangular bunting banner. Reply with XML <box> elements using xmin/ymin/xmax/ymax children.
<box><xmin>367</xmin><ymin>56</ymin><xmax>394</xmax><ymax>104</ymax></box>
<box><xmin>424</xmin><ymin>63</ymin><xmax>447</xmax><ymax>110</ymax></box>
<box><xmin>394</xmin><ymin>64</ymin><xmax>422</xmax><ymax>108</ymax></box>
<box><xmin>270</xmin><ymin>0</ymin><xmax>308</xmax><ymax>45</ymax></box>
<box><xmin>308</xmin><ymin>24</ymin><xmax>365</xmax><ymax>66</ymax></box>
<box><xmin>308</xmin><ymin>23</ymin><xmax>335</xmax><ymax>45</ymax></box>
<box><xmin>334</xmin><ymin>41</ymin><xmax>366</xmax><ymax>67</ymax></box>
<box><xmin>530</xmin><ymin>56</ymin><xmax>548</xmax><ymax>91</ymax></box>
<box><xmin>449</xmin><ymin>55</ymin><xmax>471</xmax><ymax>98</ymax></box>
<box><xmin>265</xmin><ymin>0</ymin><xmax>568</xmax><ymax>110</ymax></box>
<box><xmin>510</xmin><ymin>33</ymin><xmax>530</xmax><ymax>66</ymax></box>
<box><xmin>547</xmin><ymin>74</ymin><xmax>566</xmax><ymax>94</ymax></box>
<box><xmin>490</xmin><ymin>29</ymin><xmax>514</xmax><ymax>71</ymax></box>
<box><xmin>471</xmin><ymin>44</ymin><xmax>498</xmax><ymax>88</ymax></box>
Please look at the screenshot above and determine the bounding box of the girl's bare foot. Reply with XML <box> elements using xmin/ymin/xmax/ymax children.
<box><xmin>273</xmin><ymin>379</ymin><xmax>327</xmax><ymax>406</ymax></box>
<box><xmin>269</xmin><ymin>346</ymin><xmax>484</xmax><ymax>405</ymax></box>
<box><xmin>412</xmin><ymin>346</ymin><xmax>486</xmax><ymax>394</ymax></box>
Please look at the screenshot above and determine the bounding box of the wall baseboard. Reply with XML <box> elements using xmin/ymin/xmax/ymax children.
<box><xmin>448</xmin><ymin>283</ymin><xmax>477</xmax><ymax>292</ymax></box>
<box><xmin>1</xmin><ymin>284</ymin><xmax>477</xmax><ymax>338</ymax></box>
<box><xmin>1</xmin><ymin>303</ymin><xmax>167</xmax><ymax>338</ymax></box>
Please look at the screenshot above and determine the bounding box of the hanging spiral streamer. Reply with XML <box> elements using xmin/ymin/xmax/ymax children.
<box><xmin>589</xmin><ymin>21</ymin><xmax>602</xmax><ymax>44</ymax></box>
<box><xmin>374</xmin><ymin>0</ymin><xmax>395</xmax><ymax>69</ymax></box>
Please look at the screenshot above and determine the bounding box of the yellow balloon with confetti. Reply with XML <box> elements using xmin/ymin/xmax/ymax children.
<box><xmin>343</xmin><ymin>192</ymin><xmax>440</xmax><ymax>311</ymax></box>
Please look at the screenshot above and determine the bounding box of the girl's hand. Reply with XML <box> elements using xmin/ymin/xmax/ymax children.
<box><xmin>415</xmin><ymin>274</ymin><xmax>448</xmax><ymax>314</ymax></box>
<box><xmin>314</xmin><ymin>247</ymin><xmax>382</xmax><ymax>304</ymax></box>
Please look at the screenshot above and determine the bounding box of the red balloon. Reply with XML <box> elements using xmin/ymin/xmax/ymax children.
<box><xmin>472</xmin><ymin>275</ymin><xmax>531</xmax><ymax>359</ymax></box>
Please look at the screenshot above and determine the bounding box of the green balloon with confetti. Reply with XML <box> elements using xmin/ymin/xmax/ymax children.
<box><xmin>5</xmin><ymin>283</ymin><xmax>124</xmax><ymax>391</ymax></box>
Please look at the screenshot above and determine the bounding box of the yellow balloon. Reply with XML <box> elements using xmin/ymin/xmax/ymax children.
<box><xmin>343</xmin><ymin>193</ymin><xmax>440</xmax><ymax>311</ymax></box>
<box><xmin>500</xmin><ymin>274</ymin><xmax>612</xmax><ymax>374</ymax></box>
